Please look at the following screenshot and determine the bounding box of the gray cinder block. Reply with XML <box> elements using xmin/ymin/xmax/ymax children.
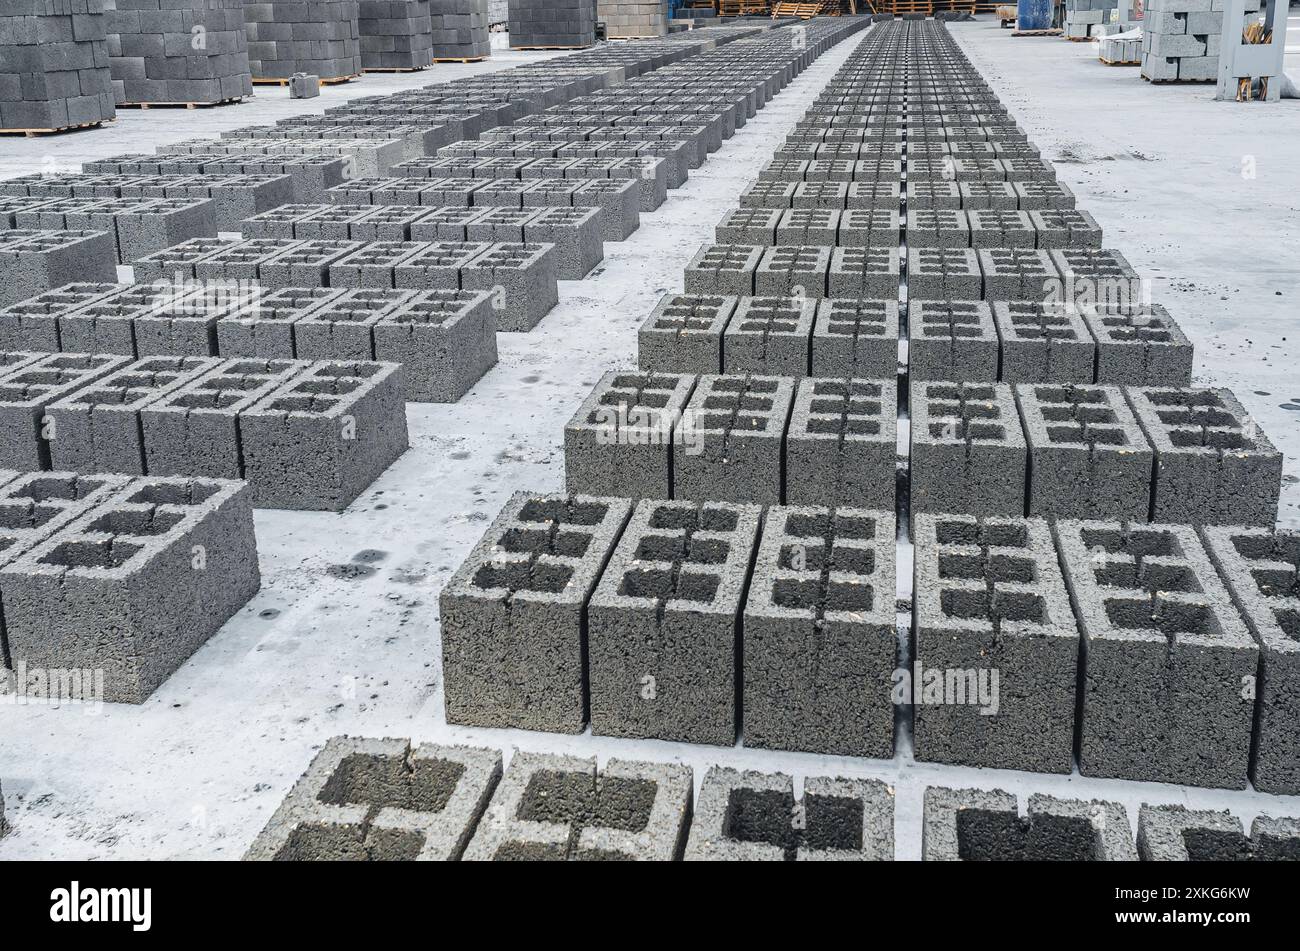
<box><xmin>0</xmin><ymin>352</ymin><xmax>130</xmax><ymax>471</ymax></box>
<box><xmin>828</xmin><ymin>247</ymin><xmax>899</xmax><ymax>300</ymax></box>
<box><xmin>463</xmin><ymin>753</ymin><xmax>691</xmax><ymax>861</ymax></box>
<box><xmin>587</xmin><ymin>499</ymin><xmax>761</xmax><ymax>745</ymax></box>
<box><xmin>922</xmin><ymin>787</ymin><xmax>1136</xmax><ymax>861</ymax></box>
<box><xmin>810</xmin><ymin>299</ymin><xmax>898</xmax><ymax>381</ymax></box>
<box><xmin>1080</xmin><ymin>304</ymin><xmax>1194</xmax><ymax>387</ymax></box>
<box><xmin>564</xmin><ymin>370</ymin><xmax>697</xmax><ymax>501</ymax></box>
<box><xmin>1126</xmin><ymin>386</ymin><xmax>1282</xmax><ymax>526</ymax></box>
<box><xmin>1015</xmin><ymin>383</ymin><xmax>1154</xmax><ymax>521</ymax></box>
<box><xmin>684</xmin><ymin>767</ymin><xmax>893</xmax><ymax>862</ymax></box>
<box><xmin>992</xmin><ymin>302</ymin><xmax>1095</xmax><ymax>383</ymax></box>
<box><xmin>244</xmin><ymin>737</ymin><xmax>501</xmax><ymax>861</ymax></box>
<box><xmin>908</xmin><ymin>300</ymin><xmax>998</xmax><ymax>383</ymax></box>
<box><xmin>683</xmin><ymin>244</ymin><xmax>762</xmax><ymax>297</ymax></box>
<box><xmin>743</xmin><ymin>505</ymin><xmax>896</xmax><ymax>757</ymax></box>
<box><xmin>0</xmin><ymin>230</ymin><xmax>117</xmax><ymax>308</ymax></box>
<box><xmin>439</xmin><ymin>493</ymin><xmax>633</xmax><ymax>733</ymax></box>
<box><xmin>0</xmin><ymin>282</ymin><xmax>123</xmax><ymax>354</ymax></box>
<box><xmin>907</xmin><ymin>248</ymin><xmax>981</xmax><ymax>302</ymax></box>
<box><xmin>460</xmin><ymin>241</ymin><xmax>559</xmax><ymax>332</ymax></box>
<box><xmin>722</xmin><ymin>296</ymin><xmax>816</xmax><ymax>377</ymax></box>
<box><xmin>912</xmin><ymin>515</ymin><xmax>1079</xmax><ymax>773</ymax></box>
<box><xmin>1055</xmin><ymin>520</ymin><xmax>1258</xmax><ymax>788</ymax></box>
<box><xmin>373</xmin><ymin>289</ymin><xmax>497</xmax><ymax>403</ymax></box>
<box><xmin>637</xmin><ymin>294</ymin><xmax>736</xmax><ymax>375</ymax></box>
<box><xmin>216</xmin><ymin>287</ymin><xmax>342</xmax><ymax>358</ymax></box>
<box><xmin>754</xmin><ymin>246</ymin><xmax>831</xmax><ymax>300</ymax></box>
<box><xmin>977</xmin><ymin>248</ymin><xmax>1061</xmax><ymax>302</ymax></box>
<box><xmin>785</xmin><ymin>378</ymin><xmax>896</xmax><ymax>510</ymax></box>
<box><xmin>1137</xmin><ymin>805</ymin><xmax>1300</xmax><ymax>861</ymax></box>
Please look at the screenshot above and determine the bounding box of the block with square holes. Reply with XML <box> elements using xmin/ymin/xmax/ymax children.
<box><xmin>1054</xmin><ymin>520</ymin><xmax>1258</xmax><ymax>788</ymax></box>
<box><xmin>564</xmin><ymin>371</ymin><xmax>696</xmax><ymax>500</ymax></box>
<box><xmin>0</xmin><ymin>476</ymin><xmax>260</xmax><ymax>705</ymax></box>
<box><xmin>672</xmin><ymin>374</ymin><xmax>794</xmax><ymax>505</ymax></box>
<box><xmin>921</xmin><ymin>787</ymin><xmax>1136</xmax><ymax>861</ymax></box>
<box><xmin>586</xmin><ymin>499</ymin><xmax>761</xmax><ymax>745</ymax></box>
<box><xmin>1126</xmin><ymin>386</ymin><xmax>1282</xmax><ymax>526</ymax></box>
<box><xmin>12</xmin><ymin>285</ymin><xmax>150</xmax><ymax>357</ymax></box>
<box><xmin>291</xmin><ymin>289</ymin><xmax>408</xmax><ymax>362</ymax></box>
<box><xmin>216</xmin><ymin>288</ymin><xmax>342</xmax><ymax>359</ymax></box>
<box><xmin>0</xmin><ymin>353</ymin><xmax>131</xmax><ymax>471</ymax></box>
<box><xmin>683</xmin><ymin>245</ymin><xmax>762</xmax><ymax>297</ymax></box>
<box><xmin>393</xmin><ymin>240</ymin><xmax>488</xmax><ymax>292</ymax></box>
<box><xmin>1027</xmin><ymin>210</ymin><xmax>1102</xmax><ymax>250</ymax></box>
<box><xmin>754</xmin><ymin>247</ymin><xmax>832</xmax><ymax>300</ymax></box>
<box><xmin>439</xmin><ymin>493</ymin><xmax>632</xmax><ymax>733</ymax></box>
<box><xmin>371</xmin><ymin>289</ymin><xmax>498</xmax><ymax>403</ymax></box>
<box><xmin>458</xmin><ymin>242</ymin><xmax>558</xmax><ymax>333</ymax></box>
<box><xmin>0</xmin><ymin>230</ymin><xmax>118</xmax><ymax>308</ymax></box>
<box><xmin>721</xmin><ymin>296</ymin><xmax>816</xmax><ymax>378</ymax></box>
<box><xmin>1136</xmin><ymin>805</ymin><xmax>1300</xmax><ymax>861</ymax></box>
<box><xmin>910</xmin><ymin>382</ymin><xmax>1027</xmax><ymax>517</ymax></box>
<box><xmin>907</xmin><ymin>248</ymin><xmax>981</xmax><ymax>301</ymax></box>
<box><xmin>810</xmin><ymin>299</ymin><xmax>899</xmax><ymax>381</ymax></box>
<box><xmin>0</xmin><ymin>283</ymin><xmax>123</xmax><ymax>354</ymax></box>
<box><xmin>784</xmin><ymin>379</ymin><xmax>897</xmax><ymax>510</ymax></box>
<box><xmin>522</xmin><ymin>206</ymin><xmax>603</xmax><ymax>281</ymax></box>
<box><xmin>462</xmin><ymin>752</ymin><xmax>692</xmax><ymax>862</ymax></box>
<box><xmin>827</xmin><ymin>247</ymin><xmax>900</xmax><ymax>300</ymax></box>
<box><xmin>1080</xmin><ymin>304</ymin><xmax>1193</xmax><ymax>387</ymax></box>
<box><xmin>683</xmin><ymin>767</ymin><xmax>893</xmax><ymax>862</ymax></box>
<box><xmin>1200</xmin><ymin>526</ymin><xmax>1300</xmax><ymax>795</ymax></box>
<box><xmin>237</xmin><ymin>361</ymin><xmax>408</xmax><ymax>511</ymax></box>
<box><xmin>1013</xmin><ymin>180</ymin><xmax>1076</xmax><ymax>211</ymax></box>
<box><xmin>977</xmin><ymin>248</ymin><xmax>1060</xmax><ymax>302</ymax></box>
<box><xmin>775</xmin><ymin>209</ymin><xmax>840</xmax><ymax>247</ymax></box>
<box><xmin>133</xmin><ymin>283</ymin><xmax>261</xmax><ymax>359</ymax></box>
<box><xmin>968</xmin><ymin>210</ymin><xmax>1035</xmax><ymax>250</ymax></box>
<box><xmin>912</xmin><ymin>515</ymin><xmax>1079</xmax><ymax>773</ymax></box>
<box><xmin>1049</xmin><ymin>249</ymin><xmax>1142</xmax><ymax>310</ymax></box>
<box><xmin>1015</xmin><ymin>384</ymin><xmax>1154</xmax><ymax>521</ymax></box>
<box><xmin>908</xmin><ymin>209</ymin><xmax>971</xmax><ymax>250</ymax></box>
<box><xmin>637</xmin><ymin>294</ymin><xmax>737</xmax><ymax>375</ymax></box>
<box><xmin>743</xmin><ymin>505</ymin><xmax>896</xmax><ymax>757</ymax></box>
<box><xmin>991</xmin><ymin>302</ymin><xmax>1095</xmax><ymax>384</ymax></box>
<box><xmin>244</xmin><ymin>737</ymin><xmax>502</xmax><ymax>862</ymax></box>
<box><xmin>908</xmin><ymin>301</ymin><xmax>998</xmax><ymax>383</ymax></box>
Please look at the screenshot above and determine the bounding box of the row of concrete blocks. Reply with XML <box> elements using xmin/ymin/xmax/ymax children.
<box><xmin>0</xmin><ymin>351</ymin><xmax>409</xmax><ymax>511</ymax></box>
<box><xmin>716</xmin><ymin>207</ymin><xmax>1100</xmax><ymax>250</ymax></box>
<box><xmin>242</xmin><ymin>202</ymin><xmax>603</xmax><ymax>279</ymax></box>
<box><xmin>80</xmin><ymin>150</ymin><xmax>357</xmax><ymax>203</ymax></box>
<box><xmin>0</xmin><ymin>470</ymin><xmax>259</xmax><ymax>705</ymax></box>
<box><xmin>104</xmin><ymin>0</ymin><xmax>253</xmax><ymax>105</ymax></box>
<box><xmin>639</xmin><ymin>294</ymin><xmax>1193</xmax><ymax>388</ymax></box>
<box><xmin>781</xmin><ymin>118</ymin><xmax>1028</xmax><ymax>144</ymax></box>
<box><xmin>440</xmin><ymin>493</ymin><xmax>1300</xmax><ymax>791</ymax></box>
<box><xmin>740</xmin><ymin>178</ymin><xmax>1077</xmax><ymax>212</ymax></box>
<box><xmin>683</xmin><ymin>243</ymin><xmax>1143</xmax><ymax>304</ymax></box>
<box><xmin>240</xmin><ymin>737</ymin><xmax>1300</xmax><ymax>860</ymax></box>
<box><xmin>0</xmin><ymin>1</ymin><xmax>116</xmax><ymax>131</ymax></box>
<box><xmin>132</xmin><ymin>236</ymin><xmax>559</xmax><ymax>333</ymax></box>
<box><xmin>598</xmin><ymin>0</ymin><xmax>666</xmax><ymax>39</ymax></box>
<box><xmin>0</xmin><ymin>282</ymin><xmax>497</xmax><ymax>404</ymax></box>
<box><xmin>154</xmin><ymin>134</ymin><xmax>416</xmax><ymax>179</ymax></box>
<box><xmin>0</xmin><ymin>229</ymin><xmax>117</xmax><ymax>309</ymax></box>
<box><xmin>243</xmin><ymin>0</ymin><xmax>363</xmax><ymax>80</ymax></box>
<box><xmin>757</xmin><ymin>155</ymin><xmax>1057</xmax><ymax>185</ymax></box>
<box><xmin>0</xmin><ymin>195</ymin><xmax>217</xmax><ymax>265</ymax></box>
<box><xmin>325</xmin><ymin>175</ymin><xmax>642</xmax><ymax>241</ymax></box>
<box><xmin>424</xmin><ymin>137</ymin><xmax>699</xmax><ymax>190</ymax></box>
<box><xmin>0</xmin><ymin>171</ymin><xmax>294</xmax><ymax>232</ymax></box>
<box><xmin>773</xmin><ymin>136</ymin><xmax>1036</xmax><ymax>162</ymax></box>
<box><xmin>427</xmin><ymin>0</ymin><xmax>492</xmax><ymax>61</ymax></box>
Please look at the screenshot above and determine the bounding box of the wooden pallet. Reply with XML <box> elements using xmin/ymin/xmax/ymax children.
<box><xmin>0</xmin><ymin>118</ymin><xmax>109</xmax><ymax>137</ymax></box>
<box><xmin>1099</xmin><ymin>57</ymin><xmax>1139</xmax><ymax>66</ymax></box>
<box><xmin>117</xmin><ymin>97</ymin><xmax>247</xmax><ymax>109</ymax></box>
<box><xmin>361</xmin><ymin>65</ymin><xmax>429</xmax><ymax>73</ymax></box>
<box><xmin>251</xmin><ymin>74</ymin><xmax>360</xmax><ymax>86</ymax></box>
<box><xmin>431</xmin><ymin>55</ymin><xmax>489</xmax><ymax>63</ymax></box>
<box><xmin>511</xmin><ymin>44</ymin><xmax>593</xmax><ymax>50</ymax></box>
<box><xmin>1142</xmin><ymin>75</ymin><xmax>1213</xmax><ymax>84</ymax></box>
<box><xmin>1065</xmin><ymin>35</ymin><xmax>1095</xmax><ymax>42</ymax></box>
<box><xmin>1012</xmin><ymin>28</ymin><xmax>1063</xmax><ymax>35</ymax></box>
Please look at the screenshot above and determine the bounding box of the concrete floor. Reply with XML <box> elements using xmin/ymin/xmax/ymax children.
<box><xmin>1</xmin><ymin>21</ymin><xmax>1299</xmax><ymax>861</ymax></box>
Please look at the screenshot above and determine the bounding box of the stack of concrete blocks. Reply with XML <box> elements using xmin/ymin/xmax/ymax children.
<box><xmin>103</xmin><ymin>0</ymin><xmax>253</xmax><ymax>106</ymax></box>
<box><xmin>922</xmin><ymin>787</ymin><xmax>1138</xmax><ymax>861</ymax></box>
<box><xmin>598</xmin><ymin>0</ymin><xmax>666</xmax><ymax>39</ymax></box>
<box><xmin>507</xmin><ymin>0</ymin><xmax>595</xmax><ymax>49</ymax></box>
<box><xmin>1099</xmin><ymin>29</ymin><xmax>1142</xmax><ymax>65</ymax></box>
<box><xmin>243</xmin><ymin>0</ymin><xmax>362</xmax><ymax>81</ymax></box>
<box><xmin>7</xmin><ymin>196</ymin><xmax>219</xmax><ymax>265</ymax></box>
<box><xmin>1141</xmin><ymin>0</ymin><xmax>1261</xmax><ymax>83</ymax></box>
<box><xmin>0</xmin><ymin>0</ymin><xmax>116</xmax><ymax>132</ymax></box>
<box><xmin>0</xmin><ymin>475</ymin><xmax>261</xmax><ymax>704</ymax></box>
<box><xmin>429</xmin><ymin>0</ymin><xmax>491</xmax><ymax>61</ymax></box>
<box><xmin>684</xmin><ymin>767</ymin><xmax>894</xmax><ymax>861</ymax></box>
<box><xmin>0</xmin><ymin>230</ymin><xmax>118</xmax><ymax>308</ymax></box>
<box><xmin>1063</xmin><ymin>0</ymin><xmax>1118</xmax><ymax>39</ymax></box>
<box><xmin>359</xmin><ymin>0</ymin><xmax>433</xmax><ymax>70</ymax></box>
<box><xmin>1137</xmin><ymin>805</ymin><xmax>1300</xmax><ymax>860</ymax></box>
<box><xmin>245</xmin><ymin>737</ymin><xmax>502</xmax><ymax>860</ymax></box>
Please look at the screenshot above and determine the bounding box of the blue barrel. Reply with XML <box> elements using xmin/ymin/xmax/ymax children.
<box><xmin>1017</xmin><ymin>0</ymin><xmax>1053</xmax><ymax>30</ymax></box>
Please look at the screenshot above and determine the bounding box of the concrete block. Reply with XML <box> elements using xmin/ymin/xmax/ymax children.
<box><xmin>907</xmin><ymin>248</ymin><xmax>982</xmax><ymax>301</ymax></box>
<box><xmin>908</xmin><ymin>300</ymin><xmax>998</xmax><ymax>383</ymax></box>
<box><xmin>721</xmin><ymin>296</ymin><xmax>816</xmax><ymax>377</ymax></box>
<box><xmin>637</xmin><ymin>293</ymin><xmax>736</xmax><ymax>375</ymax></box>
<box><xmin>827</xmin><ymin>246</ymin><xmax>899</xmax><ymax>300</ymax></box>
<box><xmin>1081</xmin><ymin>304</ymin><xmax>1194</xmax><ymax>386</ymax></box>
<box><xmin>1138</xmin><ymin>805</ymin><xmax>1300</xmax><ymax>860</ymax></box>
<box><xmin>992</xmin><ymin>302</ymin><xmax>1095</xmax><ymax>383</ymax></box>
<box><xmin>372</xmin><ymin>288</ymin><xmax>497</xmax><ymax>402</ymax></box>
<box><xmin>784</xmin><ymin>378</ymin><xmax>896</xmax><ymax>510</ymax></box>
<box><xmin>810</xmin><ymin>299</ymin><xmax>898</xmax><ymax>381</ymax></box>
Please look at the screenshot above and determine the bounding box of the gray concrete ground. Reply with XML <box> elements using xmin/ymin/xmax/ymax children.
<box><xmin>1</xmin><ymin>22</ymin><xmax>1298</xmax><ymax>862</ymax></box>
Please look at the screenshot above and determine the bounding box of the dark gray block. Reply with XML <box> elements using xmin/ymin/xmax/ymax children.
<box><xmin>810</xmin><ymin>299</ymin><xmax>898</xmax><ymax>381</ymax></box>
<box><xmin>1081</xmin><ymin>304</ymin><xmax>1194</xmax><ymax>387</ymax></box>
<box><xmin>977</xmin><ymin>248</ymin><xmax>1060</xmax><ymax>302</ymax></box>
<box><xmin>721</xmin><ymin>296</ymin><xmax>815</xmax><ymax>377</ymax></box>
<box><xmin>460</xmin><ymin>241</ymin><xmax>559</xmax><ymax>332</ymax></box>
<box><xmin>907</xmin><ymin>247</ymin><xmax>981</xmax><ymax>301</ymax></box>
<box><xmin>0</xmin><ymin>282</ymin><xmax>122</xmax><ymax>354</ymax></box>
<box><xmin>1137</xmin><ymin>805</ymin><xmax>1300</xmax><ymax>861</ymax></box>
<box><xmin>0</xmin><ymin>353</ymin><xmax>130</xmax><ymax>470</ymax></box>
<box><xmin>683</xmin><ymin>244</ymin><xmax>761</xmax><ymax>297</ymax></box>
<box><xmin>0</xmin><ymin>230</ymin><xmax>117</xmax><ymax>308</ymax></box>
<box><xmin>373</xmin><ymin>288</ymin><xmax>497</xmax><ymax>402</ymax></box>
<box><xmin>908</xmin><ymin>300</ymin><xmax>998</xmax><ymax>383</ymax></box>
<box><xmin>992</xmin><ymin>301</ymin><xmax>1094</xmax><ymax>384</ymax></box>
<box><xmin>216</xmin><ymin>287</ymin><xmax>342</xmax><ymax>358</ymax></box>
<box><xmin>637</xmin><ymin>293</ymin><xmax>736</xmax><ymax>375</ymax></box>
<box><xmin>785</xmin><ymin>378</ymin><xmax>895</xmax><ymax>510</ymax></box>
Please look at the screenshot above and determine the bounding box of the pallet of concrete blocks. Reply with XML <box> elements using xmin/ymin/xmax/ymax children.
<box><xmin>1054</xmin><ymin>519</ymin><xmax>1257</xmax><ymax>788</ymax></box>
<box><xmin>243</xmin><ymin>0</ymin><xmax>363</xmax><ymax>82</ymax></box>
<box><xmin>1015</xmin><ymin>383</ymin><xmax>1155</xmax><ymax>520</ymax></box>
<box><xmin>429</xmin><ymin>0</ymin><xmax>491</xmax><ymax>62</ymax></box>
<box><xmin>9</xmin><ymin>196</ymin><xmax>219</xmax><ymax>266</ymax></box>
<box><xmin>1141</xmin><ymin>0</ymin><xmax>1261</xmax><ymax>83</ymax></box>
<box><xmin>245</xmin><ymin>737</ymin><xmax>502</xmax><ymax>860</ymax></box>
<box><xmin>684</xmin><ymin>767</ymin><xmax>893</xmax><ymax>862</ymax></box>
<box><xmin>103</xmin><ymin>0</ymin><xmax>253</xmax><ymax>106</ymax></box>
<box><xmin>743</xmin><ymin>505</ymin><xmax>897</xmax><ymax>757</ymax></box>
<box><xmin>507</xmin><ymin>0</ymin><xmax>594</xmax><ymax>49</ymax></box>
<box><xmin>440</xmin><ymin>493</ymin><xmax>632</xmax><ymax>733</ymax></box>
<box><xmin>673</xmin><ymin>374</ymin><xmax>794</xmax><ymax>505</ymax></box>
<box><xmin>1200</xmin><ymin>526</ymin><xmax>1300</xmax><ymax>796</ymax></box>
<box><xmin>912</xmin><ymin>515</ymin><xmax>1079</xmax><ymax>773</ymax></box>
<box><xmin>0</xmin><ymin>474</ymin><xmax>260</xmax><ymax>705</ymax></box>
<box><xmin>784</xmin><ymin>378</ymin><xmax>897</xmax><ymax>510</ymax></box>
<box><xmin>0</xmin><ymin>0</ymin><xmax>116</xmax><ymax>133</ymax></box>
<box><xmin>1137</xmin><ymin>804</ymin><xmax>1300</xmax><ymax>861</ymax></box>
<box><xmin>0</xmin><ymin>231</ymin><xmax>118</xmax><ymax>309</ymax></box>
<box><xmin>359</xmin><ymin>0</ymin><xmax>434</xmax><ymax>71</ymax></box>
<box><xmin>922</xmin><ymin>787</ymin><xmax>1137</xmax><ymax>861</ymax></box>
<box><xmin>586</xmin><ymin>498</ymin><xmax>761</xmax><ymax>745</ymax></box>
<box><xmin>1063</xmin><ymin>0</ymin><xmax>1118</xmax><ymax>40</ymax></box>
<box><xmin>910</xmin><ymin>381</ymin><xmax>1027</xmax><ymax>517</ymax></box>
<box><xmin>463</xmin><ymin>753</ymin><xmax>691</xmax><ymax>861</ymax></box>
<box><xmin>1125</xmin><ymin>385</ymin><xmax>1281</xmax><ymax>526</ymax></box>
<box><xmin>599</xmin><ymin>0</ymin><xmax>666</xmax><ymax>39</ymax></box>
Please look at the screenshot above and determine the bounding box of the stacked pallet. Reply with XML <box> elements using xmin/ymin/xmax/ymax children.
<box><xmin>507</xmin><ymin>0</ymin><xmax>595</xmax><ymax>48</ymax></box>
<box><xmin>1141</xmin><ymin>0</ymin><xmax>1260</xmax><ymax>83</ymax></box>
<box><xmin>359</xmin><ymin>0</ymin><xmax>434</xmax><ymax>71</ymax></box>
<box><xmin>0</xmin><ymin>0</ymin><xmax>116</xmax><ymax>133</ymax></box>
<box><xmin>1062</xmin><ymin>0</ymin><xmax>1116</xmax><ymax>39</ymax></box>
<box><xmin>243</xmin><ymin>0</ymin><xmax>363</xmax><ymax>81</ymax></box>
<box><xmin>430</xmin><ymin>0</ymin><xmax>491</xmax><ymax>61</ymax></box>
<box><xmin>104</xmin><ymin>0</ymin><xmax>253</xmax><ymax>106</ymax></box>
<box><xmin>598</xmin><ymin>0</ymin><xmax>667</xmax><ymax>38</ymax></box>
